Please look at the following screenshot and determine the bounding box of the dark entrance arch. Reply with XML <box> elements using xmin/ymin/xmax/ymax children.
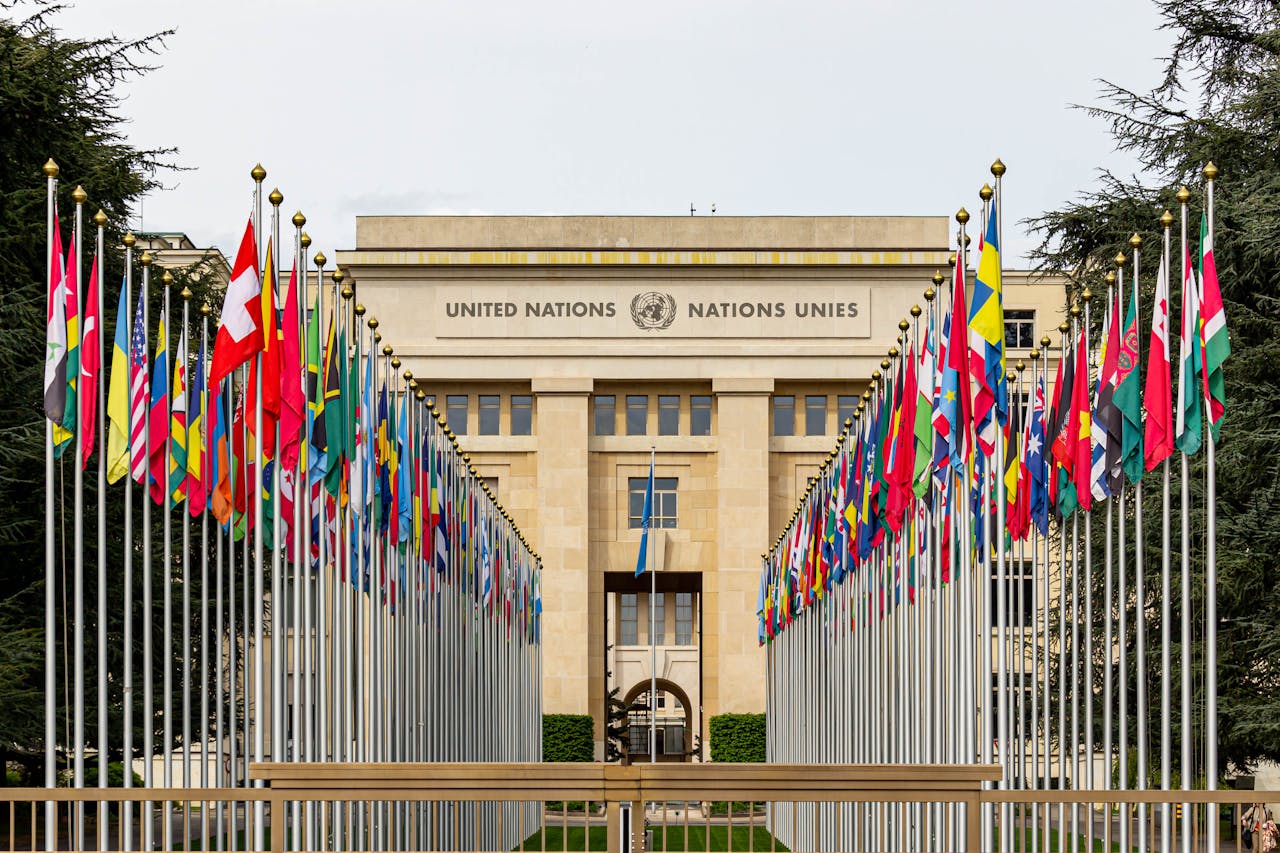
<box><xmin>623</xmin><ymin>677</ymin><xmax>693</xmax><ymax>763</ymax></box>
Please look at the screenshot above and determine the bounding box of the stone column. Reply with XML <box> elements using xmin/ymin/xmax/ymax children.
<box><xmin>708</xmin><ymin>377</ymin><xmax>773</xmax><ymax>754</ymax></box>
<box><xmin>533</xmin><ymin>378</ymin><xmax>593</xmax><ymax>720</ymax></box>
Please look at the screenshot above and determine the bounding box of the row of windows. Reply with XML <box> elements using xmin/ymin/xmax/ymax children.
<box><xmin>594</xmin><ymin>395</ymin><xmax>712</xmax><ymax>437</ymax></box>
<box><xmin>439</xmin><ymin>394</ymin><xmax>533</xmax><ymax>436</ymax></box>
<box><xmin>627</xmin><ymin>723</ymin><xmax>686</xmax><ymax>756</ymax></box>
<box><xmin>619</xmin><ymin>592</ymin><xmax>695</xmax><ymax>646</ymax></box>
<box><xmin>772</xmin><ymin>395</ymin><xmax>860</xmax><ymax>437</ymax></box>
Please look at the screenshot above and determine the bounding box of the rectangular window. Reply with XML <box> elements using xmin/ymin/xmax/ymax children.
<box><xmin>511</xmin><ymin>395</ymin><xmax>532</xmax><ymax>436</ymax></box>
<box><xmin>664</xmin><ymin>725</ymin><xmax>685</xmax><ymax>755</ymax></box>
<box><xmin>989</xmin><ymin>560</ymin><xmax>1035</xmax><ymax>626</ymax></box>
<box><xmin>626</xmin><ymin>395</ymin><xmax>648</xmax><ymax>436</ymax></box>
<box><xmin>805</xmin><ymin>394</ymin><xmax>827</xmax><ymax>436</ymax></box>
<box><xmin>478</xmin><ymin>394</ymin><xmax>500</xmax><ymax>435</ymax></box>
<box><xmin>658</xmin><ymin>395</ymin><xmax>679</xmax><ymax>436</ymax></box>
<box><xmin>648</xmin><ymin>593</ymin><xmax>665</xmax><ymax>645</ymax></box>
<box><xmin>837</xmin><ymin>395</ymin><xmax>858</xmax><ymax>430</ymax></box>
<box><xmin>1004</xmin><ymin>309</ymin><xmax>1036</xmax><ymax>349</ymax></box>
<box><xmin>628</xmin><ymin>724</ymin><xmax>648</xmax><ymax>756</ymax></box>
<box><xmin>690</xmin><ymin>396</ymin><xmax>712</xmax><ymax>436</ymax></box>
<box><xmin>594</xmin><ymin>395</ymin><xmax>616</xmax><ymax>436</ymax></box>
<box><xmin>773</xmin><ymin>395</ymin><xmax>795</xmax><ymax>436</ymax></box>
<box><xmin>675</xmin><ymin>592</ymin><xmax>693</xmax><ymax>646</ymax></box>
<box><xmin>446</xmin><ymin>395</ymin><xmax>468</xmax><ymax>435</ymax></box>
<box><xmin>619</xmin><ymin>593</ymin><xmax>637</xmax><ymax>645</ymax></box>
<box><xmin>628</xmin><ymin>477</ymin><xmax>678</xmax><ymax>529</ymax></box>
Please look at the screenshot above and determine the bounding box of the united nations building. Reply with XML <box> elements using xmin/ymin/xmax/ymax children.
<box><xmin>334</xmin><ymin>215</ymin><xmax>1064</xmax><ymax>762</ymax></box>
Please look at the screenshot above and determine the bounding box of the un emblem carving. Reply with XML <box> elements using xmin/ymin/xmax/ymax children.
<box><xmin>630</xmin><ymin>291</ymin><xmax>677</xmax><ymax>331</ymax></box>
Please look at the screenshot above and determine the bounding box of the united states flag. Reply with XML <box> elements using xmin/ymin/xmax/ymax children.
<box><xmin>128</xmin><ymin>291</ymin><xmax>148</xmax><ymax>483</ymax></box>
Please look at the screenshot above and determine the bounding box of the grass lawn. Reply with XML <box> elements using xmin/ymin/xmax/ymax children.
<box><xmin>998</xmin><ymin>825</ymin><xmax>1139</xmax><ymax>852</ymax></box>
<box><xmin>518</xmin><ymin>823</ymin><xmax>784</xmax><ymax>851</ymax></box>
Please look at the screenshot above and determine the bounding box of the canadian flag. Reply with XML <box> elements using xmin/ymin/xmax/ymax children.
<box><xmin>209</xmin><ymin>217</ymin><xmax>263</xmax><ymax>387</ymax></box>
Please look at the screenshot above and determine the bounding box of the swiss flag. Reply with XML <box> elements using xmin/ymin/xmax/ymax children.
<box><xmin>210</xmin><ymin>217</ymin><xmax>263</xmax><ymax>388</ymax></box>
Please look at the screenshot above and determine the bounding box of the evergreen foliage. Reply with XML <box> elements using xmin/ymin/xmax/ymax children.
<box><xmin>542</xmin><ymin>714</ymin><xmax>594</xmax><ymax>763</ymax></box>
<box><xmin>707</xmin><ymin>714</ymin><xmax>765</xmax><ymax>763</ymax></box>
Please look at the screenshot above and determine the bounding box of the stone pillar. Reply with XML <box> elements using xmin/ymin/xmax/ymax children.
<box><xmin>533</xmin><ymin>378</ymin><xmax>593</xmax><ymax>718</ymax></box>
<box><xmin>708</xmin><ymin>377</ymin><xmax>773</xmax><ymax>752</ymax></box>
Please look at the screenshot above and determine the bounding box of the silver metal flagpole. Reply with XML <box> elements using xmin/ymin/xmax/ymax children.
<box><xmin>1069</xmin><ymin>303</ymin><xmax>1082</xmax><ymax>849</ymax></box>
<box><xmin>1038</xmin><ymin>339</ymin><xmax>1053</xmax><ymax>853</ymax></box>
<box><xmin>291</xmin><ymin>216</ymin><xmax>307</xmax><ymax>853</ymax></box>
<box><xmin>137</xmin><ymin>250</ymin><xmax>155</xmax><ymax>851</ymax></box>
<box><xmin>180</xmin><ymin>286</ymin><xmax>193</xmax><ymax>803</ymax></box>
<box><xmin>161</xmin><ymin>267</ymin><xmax>174</xmax><ymax>851</ymax></box>
<box><xmin>1178</xmin><ymin>184</ymin><xmax>1192</xmax><ymax>853</ymax></box>
<box><xmin>42</xmin><ymin>158</ymin><xmax>58</xmax><ymax>853</ymax></box>
<box><xmin>1115</xmin><ymin>257</ymin><xmax>1131</xmax><ymax>853</ymax></box>
<box><xmin>252</xmin><ymin>164</ymin><xmax>267</xmax><ymax>853</ymax></box>
<box><xmin>1159</xmin><ymin>208</ymin><xmax>1175</xmax><ymax>853</ymax></box>
<box><xmin>1203</xmin><ymin>162</ymin><xmax>1220</xmax><ymax>853</ymax></box>
<box><xmin>268</xmin><ymin>188</ymin><xmax>284</xmax><ymax>800</ymax></box>
<box><xmin>649</xmin><ymin>445</ymin><xmax>657</xmax><ymax>767</ymax></box>
<box><xmin>121</xmin><ymin>230</ymin><xmax>136</xmax><ymax>852</ymax></box>
<box><xmin>1056</xmin><ymin>320</ymin><xmax>1070</xmax><ymax>852</ymax></box>
<box><xmin>70</xmin><ymin>186</ymin><xmax>85</xmax><ymax>852</ymax></box>
<box><xmin>1083</xmin><ymin>283</ymin><xmax>1096</xmax><ymax>853</ymax></box>
<box><xmin>92</xmin><ymin>207</ymin><xmax>109</xmax><ymax>852</ymax></box>
<box><xmin>198</xmin><ymin>304</ymin><xmax>211</xmax><ymax>821</ymax></box>
<box><xmin>1131</xmin><ymin>230</ymin><xmax>1150</xmax><ymax>853</ymax></box>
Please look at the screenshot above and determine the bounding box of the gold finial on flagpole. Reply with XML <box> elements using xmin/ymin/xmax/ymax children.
<box><xmin>383</xmin><ymin>345</ymin><xmax>393</xmax><ymax>357</ymax></box>
<box><xmin>292</xmin><ymin>211</ymin><xmax>306</xmax><ymax>228</ymax></box>
<box><xmin>367</xmin><ymin>317</ymin><xmax>378</xmax><ymax>330</ymax></box>
<box><xmin>416</xmin><ymin>389</ymin><xmax>426</xmax><ymax>402</ymax></box>
<box><xmin>1114</xmin><ymin>252</ymin><xmax>1127</xmax><ymax>269</ymax></box>
<box><xmin>314</xmin><ymin>251</ymin><xmax>326</xmax><ymax>268</ymax></box>
<box><xmin>341</xmin><ymin>286</ymin><xmax>353</xmax><ymax>301</ymax></box>
<box><xmin>1030</xmin><ymin>348</ymin><xmax>1040</xmax><ymax>360</ymax></box>
<box><xmin>354</xmin><ymin>304</ymin><xmax>366</xmax><ymax>317</ymax></box>
<box><xmin>1203</xmin><ymin>162</ymin><xmax>1219</xmax><ymax>181</ymax></box>
<box><xmin>1059</xmin><ymin>321</ymin><xmax>1070</xmax><ymax>334</ymax></box>
<box><xmin>1041</xmin><ymin>335</ymin><xmax>1051</xmax><ymax>349</ymax></box>
<box><xmin>161</xmin><ymin>270</ymin><xmax>173</xmax><ymax>288</ymax></box>
<box><xmin>844</xmin><ymin>418</ymin><xmax>853</xmax><ymax>430</ymax></box>
<box><xmin>123</xmin><ymin>232</ymin><xmax>136</xmax><ymax>248</ymax></box>
<box><xmin>1129</xmin><ymin>233</ymin><xmax>1143</xmax><ymax>249</ymax></box>
<box><xmin>332</xmin><ymin>269</ymin><xmax>345</xmax><ymax>284</ymax></box>
<box><xmin>898</xmin><ymin>319</ymin><xmax>910</xmax><ymax>332</ymax></box>
<box><xmin>979</xmin><ymin>184</ymin><xmax>994</xmax><ymax>202</ymax></box>
<box><xmin>871</xmin><ymin>370</ymin><xmax>882</xmax><ymax>383</ymax></box>
<box><xmin>990</xmin><ymin>158</ymin><xmax>1006</xmax><ymax>177</ymax></box>
<box><xmin>1104</xmin><ymin>272</ymin><xmax>1116</xmax><ymax>287</ymax></box>
<box><xmin>964</xmin><ymin>234</ymin><xmax>972</xmax><ymax>247</ymax></box>
<box><xmin>910</xmin><ymin>305</ymin><xmax>922</xmax><ymax>318</ymax></box>
<box><xmin>1082</xmin><ymin>287</ymin><xmax>1094</xmax><ymax>302</ymax></box>
<box><xmin>888</xmin><ymin>347</ymin><xmax>899</xmax><ymax>359</ymax></box>
<box><xmin>300</xmin><ymin>233</ymin><xmax>311</xmax><ymax>249</ymax></box>
<box><xmin>924</xmin><ymin>287</ymin><xmax>936</xmax><ymax>301</ymax></box>
<box><xmin>181</xmin><ymin>286</ymin><xmax>192</xmax><ymax>301</ymax></box>
<box><xmin>391</xmin><ymin>357</ymin><xmax>401</xmax><ymax>370</ymax></box>
<box><xmin>93</xmin><ymin>209</ymin><xmax>107</xmax><ymax>228</ymax></box>
<box><xmin>956</xmin><ymin>207</ymin><xmax>970</xmax><ymax>224</ymax></box>
<box><xmin>72</xmin><ymin>186</ymin><xmax>87</xmax><ymax>204</ymax></box>
<box><xmin>1007</xmin><ymin>370</ymin><xmax>1016</xmax><ymax>382</ymax></box>
<box><xmin>201</xmin><ymin>303</ymin><xmax>211</xmax><ymax>317</ymax></box>
<box><xmin>468</xmin><ymin>465</ymin><xmax>476</xmax><ymax>476</ymax></box>
<box><xmin>948</xmin><ymin>253</ymin><xmax>957</xmax><ymax>267</ymax></box>
<box><xmin>1070</xmin><ymin>305</ymin><xmax>1081</xmax><ymax>318</ymax></box>
<box><xmin>251</xmin><ymin>164</ymin><xmax>266</xmax><ymax>183</ymax></box>
<box><xmin>1160</xmin><ymin>210</ymin><xmax>1174</xmax><ymax>229</ymax></box>
<box><xmin>1176</xmin><ymin>186</ymin><xmax>1191</xmax><ymax>204</ymax></box>
<box><xmin>43</xmin><ymin>159</ymin><xmax>59</xmax><ymax>178</ymax></box>
<box><xmin>268</xmin><ymin>188</ymin><xmax>283</xmax><ymax>207</ymax></box>
<box><xmin>140</xmin><ymin>251</ymin><xmax>152</xmax><ymax>267</ymax></box>
<box><xmin>932</xmin><ymin>271</ymin><xmax>944</xmax><ymax>287</ymax></box>
<box><xmin>1015</xmin><ymin>361</ymin><xmax>1025</xmax><ymax>373</ymax></box>
<box><xmin>403</xmin><ymin>369</ymin><xmax>413</xmax><ymax>382</ymax></box>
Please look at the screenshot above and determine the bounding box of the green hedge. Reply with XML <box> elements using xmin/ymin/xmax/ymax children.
<box><xmin>708</xmin><ymin>713</ymin><xmax>766</xmax><ymax>763</ymax></box>
<box><xmin>542</xmin><ymin>714</ymin><xmax>594</xmax><ymax>763</ymax></box>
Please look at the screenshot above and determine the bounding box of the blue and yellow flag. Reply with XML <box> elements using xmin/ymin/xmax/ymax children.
<box><xmin>968</xmin><ymin>205</ymin><xmax>1007</xmax><ymax>455</ymax></box>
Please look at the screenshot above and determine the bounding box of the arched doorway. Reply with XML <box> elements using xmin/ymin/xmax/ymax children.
<box><xmin>623</xmin><ymin>677</ymin><xmax>694</xmax><ymax>763</ymax></box>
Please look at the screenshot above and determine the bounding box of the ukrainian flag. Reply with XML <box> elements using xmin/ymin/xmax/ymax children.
<box><xmin>968</xmin><ymin>204</ymin><xmax>1007</xmax><ymax>455</ymax></box>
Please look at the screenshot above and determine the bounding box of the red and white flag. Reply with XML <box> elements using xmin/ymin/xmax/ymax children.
<box><xmin>79</xmin><ymin>254</ymin><xmax>101</xmax><ymax>468</ymax></box>
<box><xmin>209</xmin><ymin>217</ymin><xmax>263</xmax><ymax>388</ymax></box>
<box><xmin>1143</xmin><ymin>251</ymin><xmax>1174</xmax><ymax>470</ymax></box>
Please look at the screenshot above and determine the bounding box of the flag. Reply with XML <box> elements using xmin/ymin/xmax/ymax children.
<box><xmin>968</xmin><ymin>206</ymin><xmax>1007</xmax><ymax>455</ymax></box>
<box><xmin>635</xmin><ymin>457</ymin><xmax>654</xmax><ymax>577</ymax></box>
<box><xmin>397</xmin><ymin>388</ymin><xmax>412</xmax><ymax>543</ymax></box>
<box><xmin>128</xmin><ymin>290</ymin><xmax>148</xmax><ymax>484</ymax></box>
<box><xmin>209</xmin><ymin>217</ymin><xmax>263</xmax><ymax>387</ymax></box>
<box><xmin>1090</xmin><ymin>295</ymin><xmax>1118</xmax><ymax>501</ymax></box>
<box><xmin>168</xmin><ymin>325</ymin><xmax>188</xmax><ymax>506</ymax></box>
<box><xmin>211</xmin><ymin>379</ymin><xmax>232</xmax><ymax>525</ymax></box>
<box><xmin>106</xmin><ymin>279</ymin><xmax>132</xmax><ymax>483</ymax></box>
<box><xmin>938</xmin><ymin>260</ymin><xmax>971</xmax><ymax>470</ymax></box>
<box><xmin>280</xmin><ymin>261</ymin><xmax>305</xmax><ymax>469</ymax></box>
<box><xmin>306</xmin><ymin>292</ymin><xmax>327</xmax><ymax>484</ymax></box>
<box><xmin>186</xmin><ymin>337</ymin><xmax>207</xmax><ymax>517</ymax></box>
<box><xmin>885</xmin><ymin>342</ymin><xmax>916</xmax><ymax>534</ymax></box>
<box><xmin>1199</xmin><ymin>212</ymin><xmax>1229</xmax><ymax>440</ymax></box>
<box><xmin>1069</xmin><ymin>326</ymin><xmax>1092</xmax><ymax>512</ymax></box>
<box><xmin>147</xmin><ymin>317</ymin><xmax>169</xmax><ymax>505</ymax></box>
<box><xmin>1176</xmin><ymin>242</ymin><xmax>1203</xmax><ymax>455</ymax></box>
<box><xmin>322</xmin><ymin>313</ymin><xmax>345</xmax><ymax>496</ymax></box>
<box><xmin>1028</xmin><ymin>373</ymin><xmax>1048</xmax><ymax>535</ymax></box>
<box><xmin>377</xmin><ymin>384</ymin><xmax>391</xmax><ymax>531</ymax></box>
<box><xmin>44</xmin><ymin>212</ymin><xmax>68</xmax><ymax>425</ymax></box>
<box><xmin>53</xmin><ymin>232</ymin><xmax>79</xmax><ymax>457</ymax></box>
<box><xmin>1144</xmin><ymin>252</ymin><xmax>1174</xmax><ymax>470</ymax></box>
<box><xmin>913</xmin><ymin>309</ymin><xmax>936</xmax><ymax>498</ymax></box>
<box><xmin>79</xmin><ymin>254</ymin><xmax>100</xmax><ymax>468</ymax></box>
<box><xmin>1116</xmin><ymin>270</ymin><xmax>1144</xmax><ymax>484</ymax></box>
<box><xmin>245</xmin><ymin>239</ymin><xmax>280</xmax><ymax>460</ymax></box>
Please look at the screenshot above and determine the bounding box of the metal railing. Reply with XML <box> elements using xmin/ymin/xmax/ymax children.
<box><xmin>0</xmin><ymin>764</ymin><xmax>1262</xmax><ymax>852</ymax></box>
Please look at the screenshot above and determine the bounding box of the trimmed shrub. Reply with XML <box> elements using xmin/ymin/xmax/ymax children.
<box><xmin>542</xmin><ymin>713</ymin><xmax>594</xmax><ymax>763</ymax></box>
<box><xmin>708</xmin><ymin>713</ymin><xmax>765</xmax><ymax>763</ymax></box>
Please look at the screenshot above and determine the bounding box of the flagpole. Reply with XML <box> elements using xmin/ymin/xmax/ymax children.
<box><xmin>1177</xmin><ymin>184</ymin><xmax>1192</xmax><ymax>853</ymax></box>
<box><xmin>268</xmin><ymin>187</ymin><xmax>285</xmax><ymax>795</ymax></box>
<box><xmin>291</xmin><ymin>216</ymin><xmax>307</xmax><ymax>853</ymax></box>
<box><xmin>138</xmin><ymin>250</ymin><xmax>154</xmax><ymax>851</ymax></box>
<box><xmin>89</xmin><ymin>206</ymin><xmax>109</xmax><ymax>850</ymax></box>
<box><xmin>121</xmin><ymin>229</ymin><xmax>136</xmax><ymax>852</ymax></box>
<box><xmin>1102</xmin><ymin>271</ymin><xmax>1116</xmax><ymax>851</ymax></box>
<box><xmin>649</xmin><ymin>445</ymin><xmax>657</xmax><ymax>767</ymax></box>
<box><xmin>251</xmin><ymin>163</ymin><xmax>267</xmax><ymax>853</ymax></box>
<box><xmin>1131</xmin><ymin>230</ymin><xmax>1150</xmax><ymax>853</ymax></box>
<box><xmin>69</xmin><ymin>186</ymin><xmax>85</xmax><ymax>852</ymax></box>
<box><xmin>1056</xmin><ymin>319</ymin><xmax>1070</xmax><ymax>848</ymax></box>
<box><xmin>1082</xmin><ymin>283</ymin><xmax>1096</xmax><ymax>853</ymax></box>
<box><xmin>298</xmin><ymin>229</ymin><xmax>315</xmax><ymax>852</ymax></box>
<box><xmin>1069</xmin><ymin>302</ymin><xmax>1082</xmax><ymax>848</ymax></box>
<box><xmin>42</xmin><ymin>158</ymin><xmax>58</xmax><ymax>853</ymax></box>
<box><xmin>161</xmin><ymin>267</ymin><xmax>174</xmax><ymax>851</ymax></box>
<box><xmin>1203</xmin><ymin>162</ymin><xmax>1220</xmax><ymax>853</ymax></box>
<box><xmin>1159</xmin><ymin>209</ymin><xmax>1174</xmax><ymax>853</ymax></box>
<box><xmin>199</xmin><ymin>305</ymin><xmax>211</xmax><ymax>806</ymax></box>
<box><xmin>180</xmin><ymin>284</ymin><xmax>193</xmax><ymax>802</ymax></box>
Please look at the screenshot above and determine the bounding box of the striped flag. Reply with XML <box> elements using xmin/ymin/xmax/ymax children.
<box><xmin>1175</xmin><ymin>242</ymin><xmax>1203</xmax><ymax>456</ymax></box>
<box><xmin>168</xmin><ymin>325</ymin><xmax>188</xmax><ymax>506</ymax></box>
<box><xmin>106</xmin><ymin>280</ymin><xmax>131</xmax><ymax>484</ymax></box>
<box><xmin>1199</xmin><ymin>212</ymin><xmax>1229</xmax><ymax>440</ymax></box>
<box><xmin>186</xmin><ymin>338</ymin><xmax>207</xmax><ymax>517</ymax></box>
<box><xmin>1144</xmin><ymin>251</ymin><xmax>1174</xmax><ymax>470</ymax></box>
<box><xmin>44</xmin><ymin>211</ymin><xmax>67</xmax><ymax>425</ymax></box>
<box><xmin>53</xmin><ymin>232</ymin><xmax>79</xmax><ymax>458</ymax></box>
<box><xmin>79</xmin><ymin>254</ymin><xmax>100</xmax><ymax>469</ymax></box>
<box><xmin>147</xmin><ymin>316</ymin><xmax>169</xmax><ymax>505</ymax></box>
<box><xmin>968</xmin><ymin>205</ymin><xmax>1007</xmax><ymax>455</ymax></box>
<box><xmin>128</xmin><ymin>290</ymin><xmax>148</xmax><ymax>484</ymax></box>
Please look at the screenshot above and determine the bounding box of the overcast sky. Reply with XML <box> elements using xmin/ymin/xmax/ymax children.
<box><xmin>54</xmin><ymin>0</ymin><xmax>1174</xmax><ymax>266</ymax></box>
